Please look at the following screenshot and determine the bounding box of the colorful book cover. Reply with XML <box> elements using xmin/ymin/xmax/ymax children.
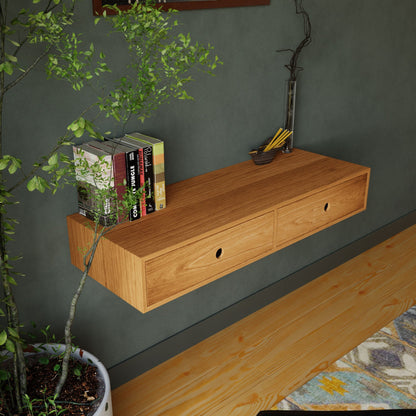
<box><xmin>125</xmin><ymin>132</ymin><xmax>166</xmax><ymax>211</ymax></box>
<box><xmin>72</xmin><ymin>144</ymin><xmax>117</xmax><ymax>225</ymax></box>
<box><xmin>77</xmin><ymin>181</ymin><xmax>118</xmax><ymax>226</ymax></box>
<box><xmin>87</xmin><ymin>140</ymin><xmax>132</xmax><ymax>223</ymax></box>
<box><xmin>137</xmin><ymin>146</ymin><xmax>146</xmax><ymax>217</ymax></box>
<box><xmin>125</xmin><ymin>146</ymin><xmax>141</xmax><ymax>221</ymax></box>
<box><xmin>73</xmin><ymin>143</ymin><xmax>113</xmax><ymax>189</ymax></box>
<box><xmin>111</xmin><ymin>136</ymin><xmax>156</xmax><ymax>215</ymax></box>
<box><xmin>141</xmin><ymin>144</ymin><xmax>155</xmax><ymax>215</ymax></box>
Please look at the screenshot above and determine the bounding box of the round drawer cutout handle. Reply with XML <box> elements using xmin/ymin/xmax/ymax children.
<box><xmin>216</xmin><ymin>248</ymin><xmax>223</xmax><ymax>259</ymax></box>
<box><xmin>324</xmin><ymin>202</ymin><xmax>330</xmax><ymax>212</ymax></box>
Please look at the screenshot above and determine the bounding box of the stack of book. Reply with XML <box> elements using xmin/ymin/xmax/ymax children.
<box><xmin>73</xmin><ymin>132</ymin><xmax>166</xmax><ymax>226</ymax></box>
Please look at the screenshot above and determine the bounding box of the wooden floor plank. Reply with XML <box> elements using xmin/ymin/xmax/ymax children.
<box><xmin>215</xmin><ymin>262</ymin><xmax>416</xmax><ymax>415</ymax></box>
<box><xmin>113</xmin><ymin>253</ymin><xmax>390</xmax><ymax>412</ymax></box>
<box><xmin>112</xmin><ymin>258</ymin><xmax>384</xmax><ymax>415</ymax></box>
<box><xmin>140</xmin><ymin>253</ymin><xmax>416</xmax><ymax>416</ymax></box>
<box><xmin>112</xmin><ymin>224</ymin><xmax>416</xmax><ymax>416</ymax></box>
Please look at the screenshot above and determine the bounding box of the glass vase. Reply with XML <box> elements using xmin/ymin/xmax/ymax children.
<box><xmin>283</xmin><ymin>79</ymin><xmax>297</xmax><ymax>153</ymax></box>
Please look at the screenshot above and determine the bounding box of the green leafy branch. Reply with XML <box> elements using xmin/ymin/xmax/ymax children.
<box><xmin>0</xmin><ymin>0</ymin><xmax>221</xmax><ymax>411</ymax></box>
<box><xmin>98</xmin><ymin>1</ymin><xmax>221</xmax><ymax>122</ymax></box>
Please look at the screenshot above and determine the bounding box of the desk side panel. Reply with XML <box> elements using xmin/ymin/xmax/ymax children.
<box><xmin>67</xmin><ymin>214</ymin><xmax>146</xmax><ymax>312</ymax></box>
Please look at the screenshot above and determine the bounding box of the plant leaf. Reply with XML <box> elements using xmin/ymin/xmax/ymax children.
<box><xmin>27</xmin><ymin>176</ymin><xmax>37</xmax><ymax>192</ymax></box>
<box><xmin>0</xmin><ymin>158</ymin><xmax>9</xmax><ymax>170</ymax></box>
<box><xmin>8</xmin><ymin>327</ymin><xmax>19</xmax><ymax>339</ymax></box>
<box><xmin>5</xmin><ymin>339</ymin><xmax>15</xmax><ymax>353</ymax></box>
<box><xmin>48</xmin><ymin>153</ymin><xmax>59</xmax><ymax>166</ymax></box>
<box><xmin>0</xmin><ymin>330</ymin><xmax>7</xmax><ymax>345</ymax></box>
<box><xmin>27</xmin><ymin>176</ymin><xmax>49</xmax><ymax>193</ymax></box>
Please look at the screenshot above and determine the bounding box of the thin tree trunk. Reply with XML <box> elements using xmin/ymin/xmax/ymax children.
<box><xmin>54</xmin><ymin>222</ymin><xmax>111</xmax><ymax>397</ymax></box>
<box><xmin>0</xmin><ymin>222</ymin><xmax>27</xmax><ymax>412</ymax></box>
<box><xmin>0</xmin><ymin>3</ymin><xmax>27</xmax><ymax>411</ymax></box>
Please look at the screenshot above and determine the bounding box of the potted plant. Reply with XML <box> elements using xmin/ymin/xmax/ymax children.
<box><xmin>0</xmin><ymin>0</ymin><xmax>220</xmax><ymax>414</ymax></box>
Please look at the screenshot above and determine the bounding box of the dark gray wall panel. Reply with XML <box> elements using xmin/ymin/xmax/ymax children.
<box><xmin>5</xmin><ymin>0</ymin><xmax>416</xmax><ymax>373</ymax></box>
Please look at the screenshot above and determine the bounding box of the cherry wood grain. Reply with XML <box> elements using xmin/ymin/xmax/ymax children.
<box><xmin>112</xmin><ymin>224</ymin><xmax>416</xmax><ymax>416</ymax></box>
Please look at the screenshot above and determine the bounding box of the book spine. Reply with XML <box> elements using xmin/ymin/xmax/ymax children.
<box><xmin>137</xmin><ymin>147</ymin><xmax>146</xmax><ymax>217</ymax></box>
<box><xmin>142</xmin><ymin>145</ymin><xmax>155</xmax><ymax>214</ymax></box>
<box><xmin>152</xmin><ymin>142</ymin><xmax>166</xmax><ymax>211</ymax></box>
<box><xmin>112</xmin><ymin>152</ymin><xmax>128</xmax><ymax>223</ymax></box>
<box><xmin>123</xmin><ymin>133</ymin><xmax>165</xmax><ymax>211</ymax></box>
<box><xmin>125</xmin><ymin>149</ymin><xmax>140</xmax><ymax>221</ymax></box>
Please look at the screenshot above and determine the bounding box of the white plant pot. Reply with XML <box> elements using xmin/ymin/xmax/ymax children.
<box><xmin>30</xmin><ymin>344</ymin><xmax>113</xmax><ymax>416</ymax></box>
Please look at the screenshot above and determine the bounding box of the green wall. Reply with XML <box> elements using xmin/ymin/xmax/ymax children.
<box><xmin>5</xmin><ymin>0</ymin><xmax>416</xmax><ymax>371</ymax></box>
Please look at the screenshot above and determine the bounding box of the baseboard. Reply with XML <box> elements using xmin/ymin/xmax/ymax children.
<box><xmin>109</xmin><ymin>209</ymin><xmax>416</xmax><ymax>389</ymax></box>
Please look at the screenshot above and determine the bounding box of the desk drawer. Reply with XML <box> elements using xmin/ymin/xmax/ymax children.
<box><xmin>145</xmin><ymin>212</ymin><xmax>274</xmax><ymax>307</ymax></box>
<box><xmin>275</xmin><ymin>174</ymin><xmax>368</xmax><ymax>247</ymax></box>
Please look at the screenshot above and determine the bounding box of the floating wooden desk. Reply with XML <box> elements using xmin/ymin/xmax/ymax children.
<box><xmin>67</xmin><ymin>149</ymin><xmax>370</xmax><ymax>313</ymax></box>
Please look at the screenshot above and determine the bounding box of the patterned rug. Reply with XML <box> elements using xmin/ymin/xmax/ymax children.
<box><xmin>271</xmin><ymin>305</ymin><xmax>416</xmax><ymax>411</ymax></box>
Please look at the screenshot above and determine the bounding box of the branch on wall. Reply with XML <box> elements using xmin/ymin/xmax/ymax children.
<box><xmin>277</xmin><ymin>0</ymin><xmax>312</xmax><ymax>81</ymax></box>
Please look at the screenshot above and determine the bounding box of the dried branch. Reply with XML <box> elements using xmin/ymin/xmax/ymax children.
<box><xmin>277</xmin><ymin>0</ymin><xmax>312</xmax><ymax>81</ymax></box>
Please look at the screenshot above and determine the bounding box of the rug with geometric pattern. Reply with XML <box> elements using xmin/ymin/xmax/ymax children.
<box><xmin>271</xmin><ymin>305</ymin><xmax>416</xmax><ymax>411</ymax></box>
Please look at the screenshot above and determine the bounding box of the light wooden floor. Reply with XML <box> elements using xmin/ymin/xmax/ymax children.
<box><xmin>112</xmin><ymin>224</ymin><xmax>416</xmax><ymax>416</ymax></box>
